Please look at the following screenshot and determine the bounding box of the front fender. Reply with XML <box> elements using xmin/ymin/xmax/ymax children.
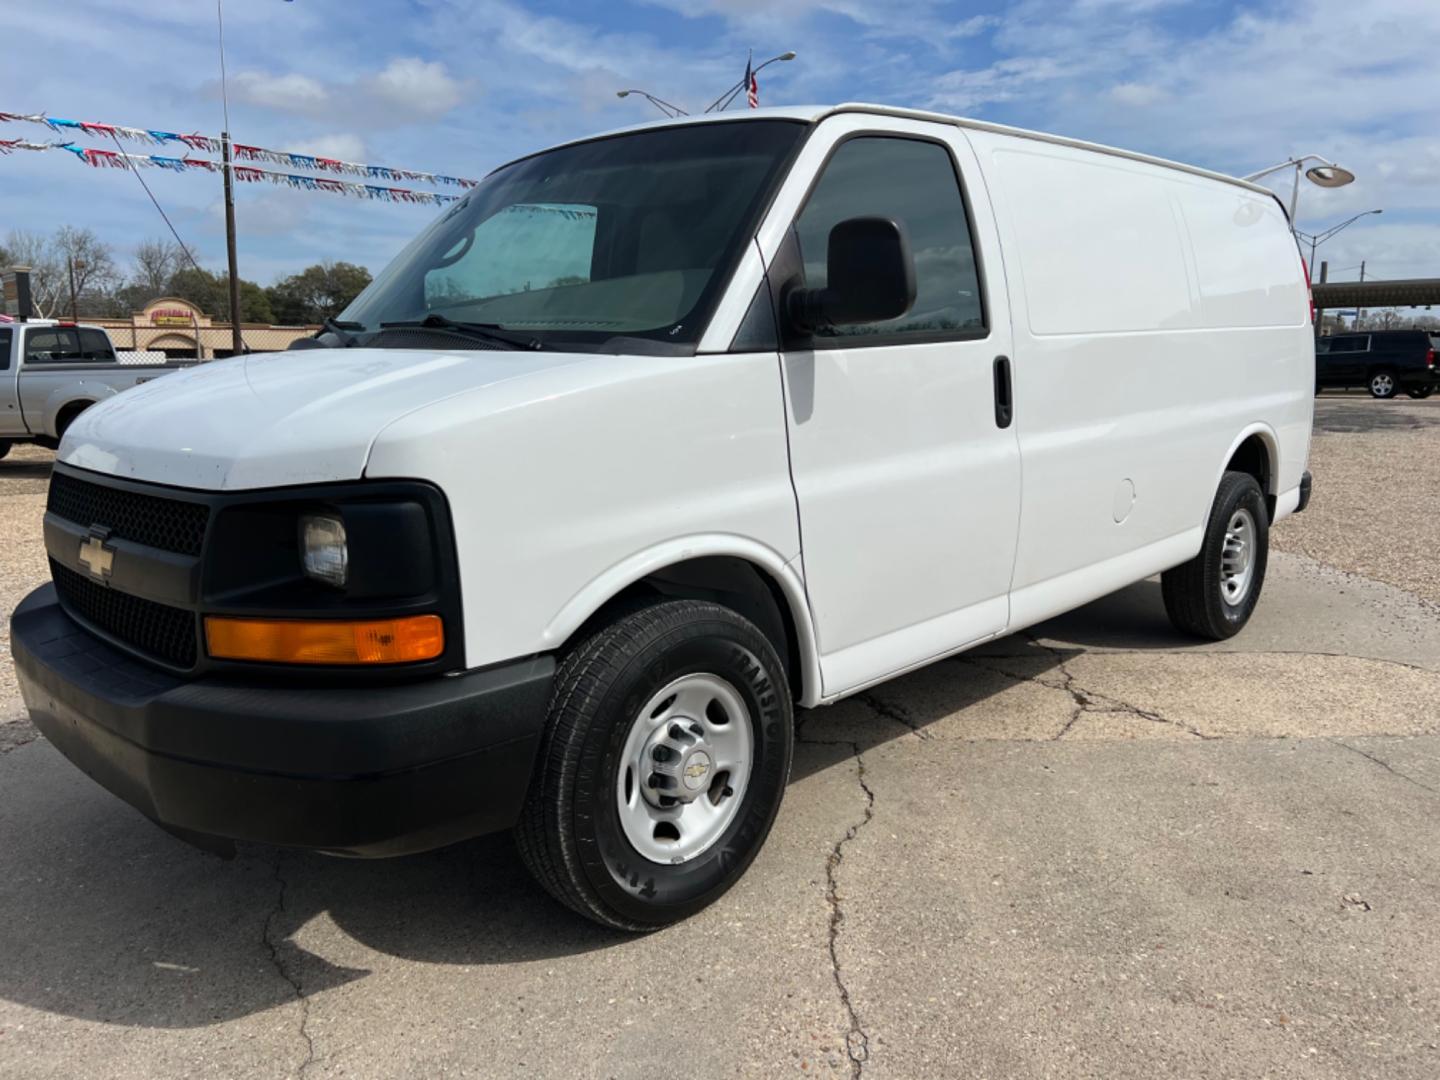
<box><xmin>541</xmin><ymin>535</ymin><xmax>823</xmax><ymax>708</ymax></box>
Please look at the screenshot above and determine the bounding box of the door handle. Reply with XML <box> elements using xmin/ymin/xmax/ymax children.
<box><xmin>992</xmin><ymin>355</ymin><xmax>1013</xmax><ymax>429</ymax></box>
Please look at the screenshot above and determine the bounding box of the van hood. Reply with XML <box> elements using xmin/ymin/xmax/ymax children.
<box><xmin>60</xmin><ymin>347</ymin><xmax>591</xmax><ymax>490</ymax></box>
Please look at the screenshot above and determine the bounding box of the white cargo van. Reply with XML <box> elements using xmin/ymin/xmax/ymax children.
<box><xmin>12</xmin><ymin>104</ymin><xmax>1313</xmax><ymax>929</ymax></box>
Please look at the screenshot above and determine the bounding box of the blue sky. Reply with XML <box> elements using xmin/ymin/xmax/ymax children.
<box><xmin>2</xmin><ymin>0</ymin><xmax>1436</xmax><ymax>290</ymax></box>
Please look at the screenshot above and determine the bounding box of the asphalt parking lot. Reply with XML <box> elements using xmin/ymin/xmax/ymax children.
<box><xmin>2</xmin><ymin>395</ymin><xmax>1439</xmax><ymax>1079</ymax></box>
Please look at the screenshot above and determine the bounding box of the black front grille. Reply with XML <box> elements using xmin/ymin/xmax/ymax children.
<box><xmin>48</xmin><ymin>472</ymin><xmax>209</xmax><ymax>556</ymax></box>
<box><xmin>51</xmin><ymin>560</ymin><xmax>198</xmax><ymax>669</ymax></box>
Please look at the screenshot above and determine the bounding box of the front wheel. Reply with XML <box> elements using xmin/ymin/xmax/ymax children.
<box><xmin>516</xmin><ymin>599</ymin><xmax>793</xmax><ymax>930</ymax></box>
<box><xmin>1369</xmin><ymin>370</ymin><xmax>1398</xmax><ymax>398</ymax></box>
<box><xmin>1162</xmin><ymin>471</ymin><xmax>1269</xmax><ymax>640</ymax></box>
<box><xmin>1406</xmin><ymin>385</ymin><xmax>1434</xmax><ymax>400</ymax></box>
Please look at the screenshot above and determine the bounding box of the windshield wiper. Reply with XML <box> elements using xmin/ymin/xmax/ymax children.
<box><xmin>379</xmin><ymin>313</ymin><xmax>541</xmax><ymax>351</ymax></box>
<box><xmin>317</xmin><ymin>317</ymin><xmax>365</xmax><ymax>347</ymax></box>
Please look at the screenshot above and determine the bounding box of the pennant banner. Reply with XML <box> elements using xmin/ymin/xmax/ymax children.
<box><xmin>1</xmin><ymin>109</ymin><xmax>476</xmax><ymax>186</ymax></box>
<box><xmin>0</xmin><ymin>138</ymin><xmax>460</xmax><ymax>206</ymax></box>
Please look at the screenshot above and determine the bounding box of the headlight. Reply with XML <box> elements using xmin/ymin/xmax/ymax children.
<box><xmin>300</xmin><ymin>513</ymin><xmax>348</xmax><ymax>587</ymax></box>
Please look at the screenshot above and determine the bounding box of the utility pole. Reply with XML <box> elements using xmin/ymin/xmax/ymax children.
<box><xmin>221</xmin><ymin>132</ymin><xmax>244</xmax><ymax>355</ymax></box>
<box><xmin>67</xmin><ymin>256</ymin><xmax>79</xmax><ymax>322</ymax></box>
<box><xmin>1356</xmin><ymin>260</ymin><xmax>1366</xmax><ymax>329</ymax></box>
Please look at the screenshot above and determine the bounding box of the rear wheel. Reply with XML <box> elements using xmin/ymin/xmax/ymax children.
<box><xmin>53</xmin><ymin>401</ymin><xmax>93</xmax><ymax>443</ymax></box>
<box><xmin>1162</xmin><ymin>471</ymin><xmax>1269</xmax><ymax>640</ymax></box>
<box><xmin>1369</xmin><ymin>370</ymin><xmax>1398</xmax><ymax>398</ymax></box>
<box><xmin>516</xmin><ymin>599</ymin><xmax>793</xmax><ymax>930</ymax></box>
<box><xmin>1406</xmin><ymin>385</ymin><xmax>1434</xmax><ymax>400</ymax></box>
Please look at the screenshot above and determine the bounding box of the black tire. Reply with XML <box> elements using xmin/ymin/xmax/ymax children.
<box><xmin>1406</xmin><ymin>385</ymin><xmax>1434</xmax><ymax>400</ymax></box>
<box><xmin>0</xmin><ymin>439</ymin><xmax>11</xmax><ymax>461</ymax></box>
<box><xmin>516</xmin><ymin>599</ymin><xmax>793</xmax><ymax>931</ymax></box>
<box><xmin>1368</xmin><ymin>370</ymin><xmax>1398</xmax><ymax>399</ymax></box>
<box><xmin>1162</xmin><ymin>471</ymin><xmax>1269</xmax><ymax>640</ymax></box>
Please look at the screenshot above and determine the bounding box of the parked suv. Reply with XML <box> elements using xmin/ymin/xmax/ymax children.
<box><xmin>1315</xmin><ymin>329</ymin><xmax>1437</xmax><ymax>399</ymax></box>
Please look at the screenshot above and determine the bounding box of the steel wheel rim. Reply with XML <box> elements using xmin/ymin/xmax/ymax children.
<box><xmin>1372</xmin><ymin>374</ymin><xmax>1393</xmax><ymax>395</ymax></box>
<box><xmin>1219</xmin><ymin>507</ymin><xmax>1256</xmax><ymax>607</ymax></box>
<box><xmin>616</xmin><ymin>673</ymin><xmax>754</xmax><ymax>865</ymax></box>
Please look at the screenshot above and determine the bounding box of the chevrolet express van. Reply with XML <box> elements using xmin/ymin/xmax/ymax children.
<box><xmin>12</xmin><ymin>104</ymin><xmax>1314</xmax><ymax>929</ymax></box>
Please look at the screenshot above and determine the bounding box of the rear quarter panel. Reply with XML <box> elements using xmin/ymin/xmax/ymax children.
<box><xmin>966</xmin><ymin>130</ymin><xmax>1312</xmax><ymax>619</ymax></box>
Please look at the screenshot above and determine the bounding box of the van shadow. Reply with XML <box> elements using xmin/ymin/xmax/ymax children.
<box><xmin>1010</xmin><ymin>576</ymin><xmax>1206</xmax><ymax>652</ymax></box>
<box><xmin>0</xmin><ymin>578</ymin><xmax>1176</xmax><ymax>1031</ymax></box>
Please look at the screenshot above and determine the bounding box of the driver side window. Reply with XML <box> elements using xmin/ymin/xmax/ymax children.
<box><xmin>795</xmin><ymin>136</ymin><xmax>986</xmax><ymax>341</ymax></box>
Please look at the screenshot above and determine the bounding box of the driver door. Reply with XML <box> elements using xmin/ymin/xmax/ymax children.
<box><xmin>765</xmin><ymin>117</ymin><xmax>1021</xmax><ymax>696</ymax></box>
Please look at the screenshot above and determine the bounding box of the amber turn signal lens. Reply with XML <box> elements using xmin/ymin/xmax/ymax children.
<box><xmin>205</xmin><ymin>614</ymin><xmax>444</xmax><ymax>665</ymax></box>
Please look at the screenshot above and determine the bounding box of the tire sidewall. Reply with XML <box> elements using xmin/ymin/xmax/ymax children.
<box><xmin>569</xmin><ymin>614</ymin><xmax>792</xmax><ymax>926</ymax></box>
<box><xmin>1208</xmin><ymin>475</ymin><xmax>1269</xmax><ymax>635</ymax></box>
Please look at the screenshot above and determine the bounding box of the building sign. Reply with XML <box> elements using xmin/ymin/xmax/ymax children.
<box><xmin>151</xmin><ymin>308</ymin><xmax>196</xmax><ymax>327</ymax></box>
<box><xmin>143</xmin><ymin>298</ymin><xmax>205</xmax><ymax>328</ymax></box>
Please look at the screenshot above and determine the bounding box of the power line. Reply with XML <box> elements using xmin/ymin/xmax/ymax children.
<box><xmin>106</xmin><ymin>131</ymin><xmax>208</xmax><ymax>283</ymax></box>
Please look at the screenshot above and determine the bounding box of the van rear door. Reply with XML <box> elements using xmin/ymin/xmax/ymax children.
<box><xmin>765</xmin><ymin>116</ymin><xmax>1020</xmax><ymax>695</ymax></box>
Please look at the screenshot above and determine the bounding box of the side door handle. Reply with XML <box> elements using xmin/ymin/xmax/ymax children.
<box><xmin>992</xmin><ymin>355</ymin><xmax>1013</xmax><ymax>429</ymax></box>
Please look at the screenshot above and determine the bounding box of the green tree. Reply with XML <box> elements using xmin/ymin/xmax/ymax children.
<box><xmin>266</xmin><ymin>261</ymin><xmax>372</xmax><ymax>324</ymax></box>
<box><xmin>169</xmin><ymin>267</ymin><xmax>274</xmax><ymax>324</ymax></box>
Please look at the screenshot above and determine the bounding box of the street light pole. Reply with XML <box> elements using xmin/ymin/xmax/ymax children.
<box><xmin>1243</xmin><ymin>154</ymin><xmax>1356</xmax><ymax>229</ymax></box>
<box><xmin>1295</xmin><ymin>209</ymin><xmax>1382</xmax><ymax>283</ymax></box>
<box><xmin>615</xmin><ymin>90</ymin><xmax>688</xmax><ymax>118</ymax></box>
<box><xmin>703</xmin><ymin>51</ymin><xmax>797</xmax><ymax>113</ymax></box>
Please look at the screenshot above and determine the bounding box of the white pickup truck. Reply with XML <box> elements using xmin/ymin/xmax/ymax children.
<box><xmin>0</xmin><ymin>319</ymin><xmax>189</xmax><ymax>456</ymax></box>
<box><xmin>12</xmin><ymin>104</ymin><xmax>1313</xmax><ymax>931</ymax></box>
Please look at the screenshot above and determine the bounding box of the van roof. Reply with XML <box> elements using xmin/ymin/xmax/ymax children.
<box><xmin>527</xmin><ymin>102</ymin><xmax>1274</xmax><ymax>199</ymax></box>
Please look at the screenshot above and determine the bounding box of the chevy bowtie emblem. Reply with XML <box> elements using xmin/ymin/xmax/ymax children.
<box><xmin>78</xmin><ymin>530</ymin><xmax>115</xmax><ymax>581</ymax></box>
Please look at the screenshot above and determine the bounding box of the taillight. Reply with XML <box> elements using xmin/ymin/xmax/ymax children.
<box><xmin>1428</xmin><ymin>348</ymin><xmax>1436</xmax><ymax>369</ymax></box>
<box><xmin>1300</xmin><ymin>255</ymin><xmax>1315</xmax><ymax>324</ymax></box>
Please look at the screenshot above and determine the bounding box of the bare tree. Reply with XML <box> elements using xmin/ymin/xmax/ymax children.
<box><xmin>53</xmin><ymin>226</ymin><xmax>118</xmax><ymax>316</ymax></box>
<box><xmin>2</xmin><ymin>229</ymin><xmax>64</xmax><ymax>317</ymax></box>
<box><xmin>132</xmin><ymin>238</ymin><xmax>183</xmax><ymax>297</ymax></box>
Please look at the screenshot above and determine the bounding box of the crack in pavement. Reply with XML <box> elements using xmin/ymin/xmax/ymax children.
<box><xmin>1329</xmin><ymin>738</ymin><xmax>1440</xmax><ymax>798</ymax></box>
<box><xmin>263</xmin><ymin>851</ymin><xmax>318</xmax><ymax>1078</ymax></box>
<box><xmin>798</xmin><ymin>730</ymin><xmax>875</xmax><ymax>1077</ymax></box>
<box><xmin>960</xmin><ymin>635</ymin><xmax>1217</xmax><ymax>741</ymax></box>
<box><xmin>858</xmin><ymin>691</ymin><xmax>933</xmax><ymax>740</ymax></box>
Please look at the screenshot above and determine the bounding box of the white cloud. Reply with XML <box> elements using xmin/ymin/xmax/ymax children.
<box><xmin>223</xmin><ymin>57</ymin><xmax>471</xmax><ymax>129</ymax></box>
<box><xmin>299</xmin><ymin>134</ymin><xmax>368</xmax><ymax>163</ymax></box>
<box><xmin>1109</xmin><ymin>82</ymin><xmax>1164</xmax><ymax>107</ymax></box>
<box><xmin>228</xmin><ymin>72</ymin><xmax>329</xmax><ymax>112</ymax></box>
<box><xmin>363</xmin><ymin>59</ymin><xmax>466</xmax><ymax>115</ymax></box>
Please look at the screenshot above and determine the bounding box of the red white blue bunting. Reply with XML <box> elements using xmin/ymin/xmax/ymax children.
<box><xmin>0</xmin><ymin>110</ymin><xmax>477</xmax><ymax>187</ymax></box>
<box><xmin>0</xmin><ymin>138</ymin><xmax>460</xmax><ymax>206</ymax></box>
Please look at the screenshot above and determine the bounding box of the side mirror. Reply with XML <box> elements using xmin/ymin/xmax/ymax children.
<box><xmin>787</xmin><ymin>216</ymin><xmax>917</xmax><ymax>333</ymax></box>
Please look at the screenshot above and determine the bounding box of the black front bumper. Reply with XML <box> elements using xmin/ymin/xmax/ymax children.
<box><xmin>10</xmin><ymin>584</ymin><xmax>554</xmax><ymax>857</ymax></box>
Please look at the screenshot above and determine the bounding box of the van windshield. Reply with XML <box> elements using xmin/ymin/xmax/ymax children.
<box><xmin>340</xmin><ymin>120</ymin><xmax>806</xmax><ymax>352</ymax></box>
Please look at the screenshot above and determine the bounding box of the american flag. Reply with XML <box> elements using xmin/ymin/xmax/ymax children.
<box><xmin>746</xmin><ymin>57</ymin><xmax>759</xmax><ymax>108</ymax></box>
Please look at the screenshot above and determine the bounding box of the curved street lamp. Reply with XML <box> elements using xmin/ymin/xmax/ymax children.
<box><xmin>1242</xmin><ymin>154</ymin><xmax>1356</xmax><ymax>226</ymax></box>
<box><xmin>703</xmin><ymin>51</ymin><xmax>797</xmax><ymax>113</ymax></box>
<box><xmin>616</xmin><ymin>89</ymin><xmax>688</xmax><ymax>119</ymax></box>
<box><xmin>1294</xmin><ymin>209</ymin><xmax>1383</xmax><ymax>283</ymax></box>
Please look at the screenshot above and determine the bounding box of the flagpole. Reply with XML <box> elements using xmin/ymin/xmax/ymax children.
<box><xmin>701</xmin><ymin>51</ymin><xmax>796</xmax><ymax>113</ymax></box>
